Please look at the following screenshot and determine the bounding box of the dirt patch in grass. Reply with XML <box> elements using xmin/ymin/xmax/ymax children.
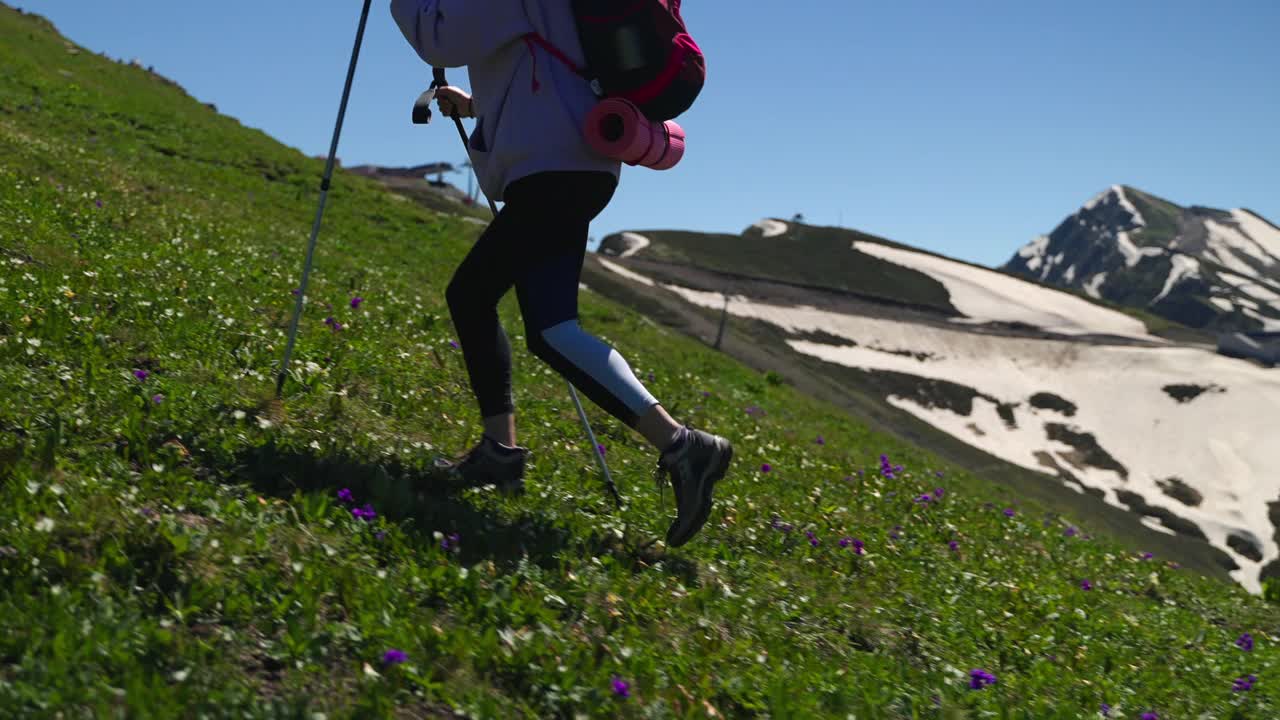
<box><xmin>1113</xmin><ymin>489</ymin><xmax>1212</xmax><ymax>545</ymax></box>
<box><xmin>1156</xmin><ymin>476</ymin><xmax>1203</xmax><ymax>507</ymax></box>
<box><xmin>1162</xmin><ymin>383</ymin><xmax>1226</xmax><ymax>404</ymax></box>
<box><xmin>1045</xmin><ymin>423</ymin><xmax>1128</xmax><ymax>480</ymax></box>
<box><xmin>1029</xmin><ymin>392</ymin><xmax>1077</xmax><ymax>417</ymax></box>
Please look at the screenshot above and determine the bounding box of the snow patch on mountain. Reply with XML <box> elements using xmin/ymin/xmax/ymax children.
<box><xmin>1205</xmin><ymin>219</ymin><xmax>1276</xmax><ymax>275</ymax></box>
<box><xmin>1018</xmin><ymin>235</ymin><xmax>1050</xmax><ymax>272</ymax></box>
<box><xmin>1216</xmin><ymin>273</ymin><xmax>1280</xmax><ymax>317</ymax></box>
<box><xmin>1232</xmin><ymin>210</ymin><xmax>1280</xmax><ymax>261</ymax></box>
<box><xmin>850</xmin><ymin>241</ymin><xmax>1153</xmax><ymax>339</ymax></box>
<box><xmin>615</xmin><ymin>232</ymin><xmax>651</xmax><ymax>258</ymax></box>
<box><xmin>1153</xmin><ymin>255</ymin><xmax>1201</xmax><ymax>305</ymax></box>
<box><xmin>1116</xmin><ymin>231</ymin><xmax>1164</xmax><ymax>268</ymax></box>
<box><xmin>1083</xmin><ymin>273</ymin><xmax>1108</xmax><ymax>299</ymax></box>
<box><xmin>1242</xmin><ymin>308</ymin><xmax>1280</xmax><ymax>331</ymax></box>
<box><xmin>596</xmin><ymin>258</ymin><xmax>654</xmax><ymax>286</ymax></box>
<box><xmin>1207</xmin><ymin>214</ymin><xmax>1280</xmax><ymax>268</ymax></box>
<box><xmin>752</xmin><ymin>219</ymin><xmax>788</xmax><ymax>238</ymax></box>
<box><xmin>1083</xmin><ymin>185</ymin><xmax>1147</xmax><ymax>226</ymax></box>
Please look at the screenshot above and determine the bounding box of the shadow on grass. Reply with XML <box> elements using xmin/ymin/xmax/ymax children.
<box><xmin>227</xmin><ymin>440</ymin><xmax>701</xmax><ymax>585</ymax></box>
<box><xmin>228</xmin><ymin>441</ymin><xmax>572</xmax><ymax>569</ymax></box>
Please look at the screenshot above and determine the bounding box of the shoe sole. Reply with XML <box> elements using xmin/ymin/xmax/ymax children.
<box><xmin>667</xmin><ymin>439</ymin><xmax>733</xmax><ymax>547</ymax></box>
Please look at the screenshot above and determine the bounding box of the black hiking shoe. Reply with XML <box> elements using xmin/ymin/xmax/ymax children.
<box><xmin>654</xmin><ymin>427</ymin><xmax>733</xmax><ymax>547</ymax></box>
<box><xmin>432</xmin><ymin>435</ymin><xmax>528</xmax><ymax>493</ymax></box>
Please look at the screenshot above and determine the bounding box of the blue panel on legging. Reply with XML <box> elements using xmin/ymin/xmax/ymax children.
<box><xmin>517</xmin><ymin>253</ymin><xmax>582</xmax><ymax>331</ymax></box>
<box><xmin>540</xmin><ymin>319</ymin><xmax>659</xmax><ymax>417</ymax></box>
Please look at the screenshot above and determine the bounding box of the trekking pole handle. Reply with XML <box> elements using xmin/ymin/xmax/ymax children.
<box><xmin>433</xmin><ymin>67</ymin><xmax>498</xmax><ymax>215</ymax></box>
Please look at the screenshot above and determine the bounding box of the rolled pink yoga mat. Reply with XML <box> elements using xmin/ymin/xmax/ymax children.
<box><xmin>585</xmin><ymin>98</ymin><xmax>685</xmax><ymax>171</ymax></box>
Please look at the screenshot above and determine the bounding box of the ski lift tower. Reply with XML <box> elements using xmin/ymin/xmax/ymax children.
<box><xmin>460</xmin><ymin>157</ymin><xmax>477</xmax><ymax>204</ymax></box>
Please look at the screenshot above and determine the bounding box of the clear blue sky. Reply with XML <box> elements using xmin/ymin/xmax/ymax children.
<box><xmin>27</xmin><ymin>1</ymin><xmax>1280</xmax><ymax>267</ymax></box>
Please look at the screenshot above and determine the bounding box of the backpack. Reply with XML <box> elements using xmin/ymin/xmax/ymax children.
<box><xmin>525</xmin><ymin>0</ymin><xmax>705</xmax><ymax>122</ymax></box>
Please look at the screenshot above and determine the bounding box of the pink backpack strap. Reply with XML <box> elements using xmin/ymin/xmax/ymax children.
<box><xmin>523</xmin><ymin>32</ymin><xmax>586</xmax><ymax>78</ymax></box>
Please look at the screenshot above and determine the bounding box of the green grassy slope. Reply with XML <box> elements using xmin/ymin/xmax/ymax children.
<box><xmin>2</xmin><ymin>6</ymin><xmax>1278</xmax><ymax>718</ymax></box>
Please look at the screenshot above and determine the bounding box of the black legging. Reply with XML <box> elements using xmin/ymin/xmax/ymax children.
<box><xmin>446</xmin><ymin>171</ymin><xmax>659</xmax><ymax>429</ymax></box>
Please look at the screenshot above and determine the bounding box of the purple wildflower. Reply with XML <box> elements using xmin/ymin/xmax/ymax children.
<box><xmin>611</xmin><ymin>675</ymin><xmax>630</xmax><ymax>699</ymax></box>
<box><xmin>337</xmin><ymin>488</ymin><xmax>354</xmax><ymax>504</ymax></box>
<box><xmin>815</xmin><ymin>435</ymin><xmax>825</xmax><ymax>445</ymax></box>
<box><xmin>1100</xmin><ymin>704</ymin><xmax>1111</xmax><ymax>717</ymax></box>
<box><xmin>441</xmin><ymin>532</ymin><xmax>461</xmax><ymax>551</ymax></box>
<box><xmin>935</xmin><ymin>470</ymin><xmax>945</xmax><ymax>478</ymax></box>
<box><xmin>702</xmin><ymin>390</ymin><xmax>711</xmax><ymax>397</ymax></box>
<box><xmin>805</xmin><ymin>531</ymin><xmax>819</xmax><ymax>548</ymax></box>
<box><xmin>596</xmin><ymin>443</ymin><xmax>606</xmax><ymax>456</ymax></box>
<box><xmin>152</xmin><ymin>394</ymin><xmax>164</xmax><ymax>404</ymax></box>
<box><xmin>382</xmin><ymin>649</ymin><xmax>407</xmax><ymax>666</ymax></box>
<box><xmin>1003</xmin><ymin>508</ymin><xmax>1015</xmax><ymax>517</ymax></box>
<box><xmin>449</xmin><ymin>340</ymin><xmax>458</xmax><ymax>349</ymax></box>
<box><xmin>839</xmin><ymin>536</ymin><xmax>851</xmax><ymax>548</ymax></box>
<box><xmin>1233</xmin><ymin>674</ymin><xmax>1258</xmax><ymax>692</ymax></box>
<box><xmin>1081</xmin><ymin>579</ymin><xmax>1093</xmax><ymax>591</ymax></box>
<box><xmin>879</xmin><ymin>454</ymin><xmax>896</xmax><ymax>479</ymax></box>
<box><xmin>949</xmin><ymin>540</ymin><xmax>959</xmax><ymax>551</ymax></box>
<box><xmin>1236</xmin><ymin>633</ymin><xmax>1254</xmax><ymax>652</ymax></box>
<box><xmin>352</xmin><ymin>504</ymin><xmax>377</xmax><ymax>522</ymax></box>
<box><xmin>95</xmin><ymin>198</ymin><xmax>103</xmax><ymax>208</ymax></box>
<box><xmin>916</xmin><ymin>494</ymin><xmax>931</xmax><ymax>504</ymax></box>
<box><xmin>350</xmin><ymin>296</ymin><xmax>363</xmax><ymax>309</ymax></box>
<box><xmin>968</xmin><ymin>669</ymin><xmax>997</xmax><ymax>690</ymax></box>
<box><xmin>760</xmin><ymin>463</ymin><xmax>772</xmax><ymax>473</ymax></box>
<box><xmin>1141</xmin><ymin>551</ymin><xmax>1154</xmax><ymax>560</ymax></box>
<box><xmin>852</xmin><ymin>538</ymin><xmax>865</xmax><ymax>554</ymax></box>
<box><xmin>133</xmin><ymin>369</ymin><xmax>149</xmax><ymax>381</ymax></box>
<box><xmin>1141</xmin><ymin>713</ymin><xmax>1160</xmax><ymax>720</ymax></box>
<box><xmin>375</xmin><ymin>531</ymin><xmax>386</xmax><ymax>541</ymax></box>
<box><xmin>1065</xmin><ymin>526</ymin><xmax>1078</xmax><ymax>537</ymax></box>
<box><xmin>933</xmin><ymin>487</ymin><xmax>945</xmax><ymax>499</ymax></box>
<box><xmin>291</xmin><ymin>288</ymin><xmax>301</xmax><ymax>296</ymax></box>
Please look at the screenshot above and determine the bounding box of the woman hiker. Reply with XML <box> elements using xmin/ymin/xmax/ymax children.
<box><xmin>390</xmin><ymin>0</ymin><xmax>733</xmax><ymax>547</ymax></box>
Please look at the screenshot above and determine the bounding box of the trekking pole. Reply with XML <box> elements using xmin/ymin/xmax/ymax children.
<box><xmin>422</xmin><ymin>68</ymin><xmax>623</xmax><ymax>510</ymax></box>
<box><xmin>276</xmin><ymin>0</ymin><xmax>372</xmax><ymax>398</ymax></box>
